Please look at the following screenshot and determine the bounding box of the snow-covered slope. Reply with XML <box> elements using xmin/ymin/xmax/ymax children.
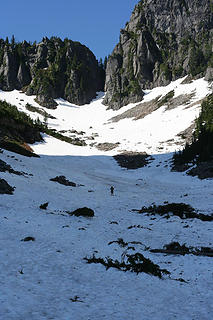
<box><xmin>0</xmin><ymin>76</ymin><xmax>211</xmax><ymax>156</ymax></box>
<box><xmin>0</xmin><ymin>77</ymin><xmax>213</xmax><ymax>320</ymax></box>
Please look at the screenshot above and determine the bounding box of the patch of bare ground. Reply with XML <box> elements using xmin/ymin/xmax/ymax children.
<box><xmin>180</xmin><ymin>75</ymin><xmax>194</xmax><ymax>84</ymax></box>
<box><xmin>96</xmin><ymin>142</ymin><xmax>120</xmax><ymax>151</ymax></box>
<box><xmin>109</xmin><ymin>92</ymin><xmax>195</xmax><ymax>123</ymax></box>
<box><xmin>113</xmin><ymin>152</ymin><xmax>153</xmax><ymax>169</ymax></box>
<box><xmin>177</xmin><ymin>123</ymin><xmax>196</xmax><ymax>144</ymax></box>
<box><xmin>109</xmin><ymin>97</ymin><xmax>161</xmax><ymax>122</ymax></box>
<box><xmin>163</xmin><ymin>122</ymin><xmax>196</xmax><ymax>149</ymax></box>
<box><xmin>184</xmin><ymin>98</ymin><xmax>204</xmax><ymax>109</ymax></box>
<box><xmin>165</xmin><ymin>92</ymin><xmax>195</xmax><ymax>111</ymax></box>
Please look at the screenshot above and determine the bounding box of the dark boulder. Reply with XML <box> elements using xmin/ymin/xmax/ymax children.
<box><xmin>0</xmin><ymin>179</ymin><xmax>15</xmax><ymax>194</ymax></box>
<box><xmin>39</xmin><ymin>202</ymin><xmax>49</xmax><ymax>210</ymax></box>
<box><xmin>21</xmin><ymin>236</ymin><xmax>35</xmax><ymax>242</ymax></box>
<box><xmin>35</xmin><ymin>94</ymin><xmax>58</xmax><ymax>109</ymax></box>
<box><xmin>69</xmin><ymin>207</ymin><xmax>95</xmax><ymax>217</ymax></box>
<box><xmin>50</xmin><ymin>175</ymin><xmax>77</xmax><ymax>187</ymax></box>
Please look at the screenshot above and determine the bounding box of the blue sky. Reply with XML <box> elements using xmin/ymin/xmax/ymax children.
<box><xmin>1</xmin><ymin>0</ymin><xmax>139</xmax><ymax>60</ymax></box>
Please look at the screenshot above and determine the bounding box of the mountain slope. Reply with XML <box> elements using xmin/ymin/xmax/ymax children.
<box><xmin>0</xmin><ymin>118</ymin><xmax>213</xmax><ymax>320</ymax></box>
<box><xmin>103</xmin><ymin>0</ymin><xmax>213</xmax><ymax>109</ymax></box>
<box><xmin>0</xmin><ymin>33</ymin><xmax>213</xmax><ymax>320</ymax></box>
<box><xmin>1</xmin><ymin>76</ymin><xmax>211</xmax><ymax>157</ymax></box>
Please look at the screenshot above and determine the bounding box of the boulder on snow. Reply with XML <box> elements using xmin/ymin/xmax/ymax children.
<box><xmin>21</xmin><ymin>236</ymin><xmax>35</xmax><ymax>242</ymax></box>
<box><xmin>50</xmin><ymin>175</ymin><xmax>77</xmax><ymax>187</ymax></box>
<box><xmin>35</xmin><ymin>95</ymin><xmax>58</xmax><ymax>109</ymax></box>
<box><xmin>0</xmin><ymin>179</ymin><xmax>15</xmax><ymax>194</ymax></box>
<box><xmin>69</xmin><ymin>207</ymin><xmax>95</xmax><ymax>217</ymax></box>
<box><xmin>39</xmin><ymin>202</ymin><xmax>49</xmax><ymax>210</ymax></box>
<box><xmin>113</xmin><ymin>152</ymin><xmax>152</xmax><ymax>169</ymax></box>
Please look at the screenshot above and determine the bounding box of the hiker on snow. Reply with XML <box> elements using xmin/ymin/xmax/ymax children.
<box><xmin>110</xmin><ymin>186</ymin><xmax>114</xmax><ymax>195</ymax></box>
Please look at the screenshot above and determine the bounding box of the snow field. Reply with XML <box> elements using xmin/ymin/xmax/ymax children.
<box><xmin>0</xmin><ymin>77</ymin><xmax>213</xmax><ymax>319</ymax></box>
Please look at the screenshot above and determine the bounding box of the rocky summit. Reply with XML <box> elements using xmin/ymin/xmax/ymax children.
<box><xmin>0</xmin><ymin>37</ymin><xmax>105</xmax><ymax>108</ymax></box>
<box><xmin>103</xmin><ymin>0</ymin><xmax>213</xmax><ymax>110</ymax></box>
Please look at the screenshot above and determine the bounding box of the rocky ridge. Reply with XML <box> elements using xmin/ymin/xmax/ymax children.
<box><xmin>0</xmin><ymin>37</ymin><xmax>105</xmax><ymax>108</ymax></box>
<box><xmin>103</xmin><ymin>0</ymin><xmax>213</xmax><ymax>109</ymax></box>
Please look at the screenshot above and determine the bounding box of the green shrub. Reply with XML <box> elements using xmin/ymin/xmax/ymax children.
<box><xmin>189</xmin><ymin>47</ymin><xmax>206</xmax><ymax>76</ymax></box>
<box><xmin>173</xmin><ymin>94</ymin><xmax>213</xmax><ymax>165</ymax></box>
<box><xmin>157</xmin><ymin>90</ymin><xmax>175</xmax><ymax>107</ymax></box>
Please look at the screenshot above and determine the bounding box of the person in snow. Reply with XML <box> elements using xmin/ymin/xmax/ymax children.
<box><xmin>110</xmin><ymin>186</ymin><xmax>114</xmax><ymax>195</ymax></box>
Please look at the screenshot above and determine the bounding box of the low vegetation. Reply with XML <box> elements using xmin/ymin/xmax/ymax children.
<box><xmin>150</xmin><ymin>241</ymin><xmax>213</xmax><ymax>257</ymax></box>
<box><xmin>157</xmin><ymin>90</ymin><xmax>175</xmax><ymax>108</ymax></box>
<box><xmin>84</xmin><ymin>252</ymin><xmax>170</xmax><ymax>278</ymax></box>
<box><xmin>173</xmin><ymin>94</ymin><xmax>213</xmax><ymax>178</ymax></box>
<box><xmin>133</xmin><ymin>202</ymin><xmax>213</xmax><ymax>221</ymax></box>
<box><xmin>0</xmin><ymin>99</ymin><xmax>44</xmax><ymax>156</ymax></box>
<box><xmin>25</xmin><ymin>103</ymin><xmax>56</xmax><ymax>119</ymax></box>
<box><xmin>45</xmin><ymin>128</ymin><xmax>87</xmax><ymax>146</ymax></box>
<box><xmin>0</xmin><ymin>99</ymin><xmax>87</xmax><ymax>156</ymax></box>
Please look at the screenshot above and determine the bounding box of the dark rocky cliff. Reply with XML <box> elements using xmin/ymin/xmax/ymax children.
<box><xmin>103</xmin><ymin>0</ymin><xmax>213</xmax><ymax>110</ymax></box>
<box><xmin>0</xmin><ymin>37</ymin><xmax>104</xmax><ymax>108</ymax></box>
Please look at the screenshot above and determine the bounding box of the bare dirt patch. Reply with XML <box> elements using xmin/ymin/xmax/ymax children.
<box><xmin>113</xmin><ymin>152</ymin><xmax>152</xmax><ymax>169</ymax></box>
<box><xmin>96</xmin><ymin>142</ymin><xmax>120</xmax><ymax>151</ymax></box>
<box><xmin>109</xmin><ymin>92</ymin><xmax>195</xmax><ymax>123</ymax></box>
<box><xmin>109</xmin><ymin>97</ymin><xmax>161</xmax><ymax>122</ymax></box>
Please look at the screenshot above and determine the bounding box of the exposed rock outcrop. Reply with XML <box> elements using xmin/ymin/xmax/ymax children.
<box><xmin>103</xmin><ymin>0</ymin><xmax>213</xmax><ymax>109</ymax></box>
<box><xmin>50</xmin><ymin>175</ymin><xmax>77</xmax><ymax>187</ymax></box>
<box><xmin>68</xmin><ymin>207</ymin><xmax>95</xmax><ymax>217</ymax></box>
<box><xmin>0</xmin><ymin>179</ymin><xmax>15</xmax><ymax>194</ymax></box>
<box><xmin>0</xmin><ymin>37</ymin><xmax>104</xmax><ymax>108</ymax></box>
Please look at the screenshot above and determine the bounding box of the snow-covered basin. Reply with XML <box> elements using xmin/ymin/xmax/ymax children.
<box><xmin>0</xmin><ymin>77</ymin><xmax>212</xmax><ymax>156</ymax></box>
<box><xmin>0</xmin><ymin>77</ymin><xmax>212</xmax><ymax>319</ymax></box>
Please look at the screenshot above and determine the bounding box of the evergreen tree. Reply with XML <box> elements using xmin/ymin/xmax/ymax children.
<box><xmin>104</xmin><ymin>56</ymin><xmax>108</xmax><ymax>70</ymax></box>
<box><xmin>11</xmin><ymin>35</ymin><xmax>15</xmax><ymax>48</ymax></box>
<box><xmin>5</xmin><ymin>37</ymin><xmax>9</xmax><ymax>46</ymax></box>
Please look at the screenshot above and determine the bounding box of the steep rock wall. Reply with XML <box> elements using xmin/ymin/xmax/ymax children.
<box><xmin>104</xmin><ymin>0</ymin><xmax>213</xmax><ymax>109</ymax></box>
<box><xmin>0</xmin><ymin>37</ymin><xmax>104</xmax><ymax>108</ymax></box>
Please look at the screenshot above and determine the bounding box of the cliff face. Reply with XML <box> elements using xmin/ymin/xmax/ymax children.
<box><xmin>0</xmin><ymin>37</ymin><xmax>104</xmax><ymax>108</ymax></box>
<box><xmin>104</xmin><ymin>0</ymin><xmax>213</xmax><ymax>110</ymax></box>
